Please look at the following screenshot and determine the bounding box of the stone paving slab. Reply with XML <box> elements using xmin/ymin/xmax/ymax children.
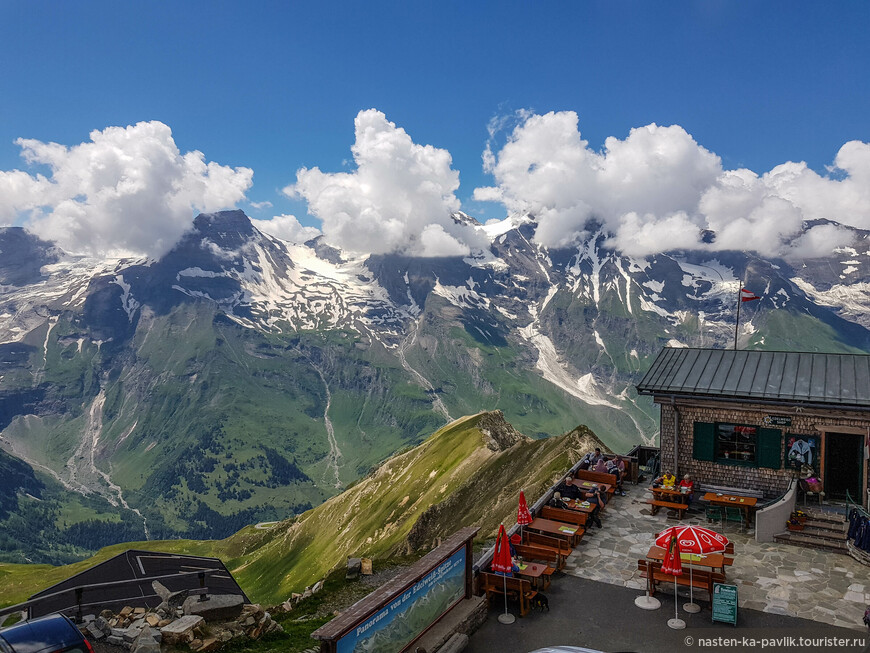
<box><xmin>563</xmin><ymin>488</ymin><xmax>870</xmax><ymax>631</ymax></box>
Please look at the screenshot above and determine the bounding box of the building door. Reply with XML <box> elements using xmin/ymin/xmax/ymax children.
<box><xmin>824</xmin><ymin>432</ymin><xmax>864</xmax><ymax>502</ymax></box>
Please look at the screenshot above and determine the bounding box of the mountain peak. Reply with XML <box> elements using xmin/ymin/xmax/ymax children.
<box><xmin>193</xmin><ymin>210</ymin><xmax>255</xmax><ymax>248</ymax></box>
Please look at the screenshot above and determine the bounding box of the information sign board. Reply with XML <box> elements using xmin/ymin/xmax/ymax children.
<box><xmin>712</xmin><ymin>582</ymin><xmax>738</xmax><ymax>625</ymax></box>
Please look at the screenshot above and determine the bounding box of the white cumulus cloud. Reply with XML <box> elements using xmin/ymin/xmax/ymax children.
<box><xmin>286</xmin><ymin>109</ymin><xmax>483</xmax><ymax>257</ymax></box>
<box><xmin>0</xmin><ymin>121</ymin><xmax>253</xmax><ymax>258</ymax></box>
<box><xmin>475</xmin><ymin>110</ymin><xmax>870</xmax><ymax>259</ymax></box>
<box><xmin>253</xmin><ymin>214</ymin><xmax>321</xmax><ymax>244</ymax></box>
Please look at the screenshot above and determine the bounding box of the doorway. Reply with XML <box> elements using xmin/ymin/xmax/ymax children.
<box><xmin>824</xmin><ymin>432</ymin><xmax>865</xmax><ymax>502</ymax></box>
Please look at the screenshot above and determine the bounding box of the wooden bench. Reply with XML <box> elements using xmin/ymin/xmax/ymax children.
<box><xmin>637</xmin><ymin>560</ymin><xmax>726</xmax><ymax>601</ymax></box>
<box><xmin>645</xmin><ymin>499</ymin><xmax>687</xmax><ymax>519</ymax></box>
<box><xmin>523</xmin><ymin>531</ymin><xmax>571</xmax><ymax>568</ymax></box>
<box><xmin>513</xmin><ymin>544</ymin><xmax>561</xmax><ymax>575</ymax></box>
<box><xmin>701</xmin><ymin>483</ymin><xmax>764</xmax><ymax>499</ymax></box>
<box><xmin>479</xmin><ymin>572</ymin><xmax>538</xmax><ymax>617</ymax></box>
<box><xmin>541</xmin><ymin>505</ymin><xmax>588</xmax><ymax>529</ymax></box>
<box><xmin>574</xmin><ymin>470</ymin><xmax>617</xmax><ymax>498</ymax></box>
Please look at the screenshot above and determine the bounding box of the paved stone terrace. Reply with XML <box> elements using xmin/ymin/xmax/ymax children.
<box><xmin>563</xmin><ymin>488</ymin><xmax>870</xmax><ymax>631</ymax></box>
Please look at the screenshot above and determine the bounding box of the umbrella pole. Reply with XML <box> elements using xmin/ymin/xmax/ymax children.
<box><xmin>497</xmin><ymin>574</ymin><xmax>515</xmax><ymax>624</ymax></box>
<box><xmin>684</xmin><ymin>564</ymin><xmax>700</xmax><ymax>613</ymax></box>
<box><xmin>668</xmin><ymin>580</ymin><xmax>686</xmax><ymax>629</ymax></box>
<box><xmin>635</xmin><ymin>565</ymin><xmax>661</xmax><ymax>610</ymax></box>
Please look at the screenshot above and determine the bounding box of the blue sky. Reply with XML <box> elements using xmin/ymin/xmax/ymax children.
<box><xmin>1</xmin><ymin>1</ymin><xmax>869</xmax><ymax>258</ymax></box>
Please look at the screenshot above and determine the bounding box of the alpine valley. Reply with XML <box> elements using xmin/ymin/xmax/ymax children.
<box><xmin>2</xmin><ymin>210</ymin><xmax>870</xmax><ymax>564</ymax></box>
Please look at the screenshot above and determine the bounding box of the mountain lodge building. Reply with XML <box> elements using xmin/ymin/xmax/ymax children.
<box><xmin>637</xmin><ymin>347</ymin><xmax>870</xmax><ymax>508</ymax></box>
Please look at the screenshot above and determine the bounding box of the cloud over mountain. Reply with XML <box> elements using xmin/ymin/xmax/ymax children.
<box><xmin>286</xmin><ymin>109</ymin><xmax>483</xmax><ymax>257</ymax></box>
<box><xmin>475</xmin><ymin>110</ymin><xmax>870</xmax><ymax>259</ymax></box>
<box><xmin>253</xmin><ymin>214</ymin><xmax>321</xmax><ymax>243</ymax></box>
<box><xmin>0</xmin><ymin>121</ymin><xmax>252</xmax><ymax>258</ymax></box>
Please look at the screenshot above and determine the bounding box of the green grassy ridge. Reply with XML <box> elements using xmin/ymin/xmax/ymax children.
<box><xmin>0</xmin><ymin>412</ymin><xmax>606</xmax><ymax>609</ymax></box>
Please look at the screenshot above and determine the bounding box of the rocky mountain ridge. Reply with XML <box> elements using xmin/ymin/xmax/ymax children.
<box><xmin>1</xmin><ymin>210</ymin><xmax>870</xmax><ymax>560</ymax></box>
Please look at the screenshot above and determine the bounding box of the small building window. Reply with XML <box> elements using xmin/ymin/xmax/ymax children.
<box><xmin>693</xmin><ymin>421</ymin><xmax>782</xmax><ymax>469</ymax></box>
<box><xmin>716</xmin><ymin>424</ymin><xmax>756</xmax><ymax>463</ymax></box>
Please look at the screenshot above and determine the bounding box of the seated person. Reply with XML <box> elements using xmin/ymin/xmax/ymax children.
<box><xmin>581</xmin><ymin>488</ymin><xmax>604</xmax><ymax>528</ymax></box>
<box><xmin>593</xmin><ymin>456</ymin><xmax>609</xmax><ymax>473</ymax></box>
<box><xmin>590</xmin><ymin>447</ymin><xmax>604</xmax><ymax>465</ymax></box>
<box><xmin>654</xmin><ymin>470</ymin><xmax>676</xmax><ymax>488</ymax></box>
<box><xmin>550</xmin><ymin>491</ymin><xmax>568</xmax><ymax>509</ymax></box>
<box><xmin>678</xmin><ymin>473</ymin><xmax>694</xmax><ymax>501</ymax></box>
<box><xmin>557</xmin><ymin>475</ymin><xmax>582</xmax><ymax>500</ymax></box>
<box><xmin>606</xmin><ymin>456</ymin><xmax>627</xmax><ymax>496</ymax></box>
<box><xmin>577</xmin><ymin>451</ymin><xmax>594</xmax><ymax>470</ymax></box>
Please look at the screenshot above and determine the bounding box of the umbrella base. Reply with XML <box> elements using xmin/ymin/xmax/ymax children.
<box><xmin>683</xmin><ymin>602</ymin><xmax>701</xmax><ymax>613</ymax></box>
<box><xmin>498</xmin><ymin>613</ymin><xmax>516</xmax><ymax>624</ymax></box>
<box><xmin>668</xmin><ymin>617</ymin><xmax>687</xmax><ymax>629</ymax></box>
<box><xmin>634</xmin><ymin>595</ymin><xmax>661</xmax><ymax>610</ymax></box>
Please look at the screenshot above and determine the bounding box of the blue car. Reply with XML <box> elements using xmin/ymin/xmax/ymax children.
<box><xmin>0</xmin><ymin>614</ymin><xmax>93</xmax><ymax>653</ymax></box>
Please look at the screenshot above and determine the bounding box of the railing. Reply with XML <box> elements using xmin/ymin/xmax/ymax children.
<box><xmin>845</xmin><ymin>488</ymin><xmax>869</xmax><ymax>520</ymax></box>
<box><xmin>0</xmin><ymin>569</ymin><xmax>224</xmax><ymax>622</ymax></box>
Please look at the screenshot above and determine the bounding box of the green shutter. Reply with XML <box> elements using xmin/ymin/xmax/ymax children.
<box><xmin>692</xmin><ymin>422</ymin><xmax>715</xmax><ymax>461</ymax></box>
<box><xmin>757</xmin><ymin>428</ymin><xmax>782</xmax><ymax>469</ymax></box>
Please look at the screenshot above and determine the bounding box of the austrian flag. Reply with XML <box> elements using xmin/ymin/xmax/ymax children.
<box><xmin>740</xmin><ymin>288</ymin><xmax>761</xmax><ymax>303</ymax></box>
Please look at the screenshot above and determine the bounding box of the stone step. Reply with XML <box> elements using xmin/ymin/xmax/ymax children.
<box><xmin>773</xmin><ymin>531</ymin><xmax>849</xmax><ymax>554</ymax></box>
<box><xmin>802</xmin><ymin>519</ymin><xmax>848</xmax><ymax>534</ymax></box>
<box><xmin>798</xmin><ymin>525</ymin><xmax>847</xmax><ymax>541</ymax></box>
<box><xmin>800</xmin><ymin>508</ymin><xmax>847</xmax><ymax>525</ymax></box>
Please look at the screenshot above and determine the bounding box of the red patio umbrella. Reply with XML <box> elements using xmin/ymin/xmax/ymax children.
<box><xmin>517</xmin><ymin>491</ymin><xmax>533</xmax><ymax>539</ymax></box>
<box><xmin>492</xmin><ymin>524</ymin><xmax>515</xmax><ymax>624</ymax></box>
<box><xmin>660</xmin><ymin>526</ymin><xmax>685</xmax><ymax>629</ymax></box>
<box><xmin>655</xmin><ymin>525</ymin><xmax>729</xmax><ymax>613</ymax></box>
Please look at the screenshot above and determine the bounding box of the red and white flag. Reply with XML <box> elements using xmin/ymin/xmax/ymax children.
<box><xmin>740</xmin><ymin>288</ymin><xmax>761</xmax><ymax>302</ymax></box>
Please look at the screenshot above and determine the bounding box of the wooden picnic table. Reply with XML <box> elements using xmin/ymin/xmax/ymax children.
<box><xmin>648</xmin><ymin>486</ymin><xmax>691</xmax><ymax>504</ymax></box>
<box><xmin>563</xmin><ymin>498</ymin><xmax>596</xmax><ymax>514</ymax></box>
<box><xmin>528</xmin><ymin>517</ymin><xmax>582</xmax><ymax>546</ymax></box>
<box><xmin>515</xmin><ymin>561</ymin><xmax>551</xmax><ymax>590</ymax></box>
<box><xmin>646</xmin><ymin>545</ymin><xmax>726</xmax><ymax>574</ymax></box>
<box><xmin>702</xmin><ymin>492</ymin><xmax>758</xmax><ymax>525</ymax></box>
<box><xmin>572</xmin><ymin>480</ymin><xmax>612</xmax><ymax>494</ymax></box>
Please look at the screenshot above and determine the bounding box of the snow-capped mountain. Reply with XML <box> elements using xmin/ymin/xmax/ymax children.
<box><xmin>2</xmin><ymin>209</ymin><xmax>870</xmax><ymax>560</ymax></box>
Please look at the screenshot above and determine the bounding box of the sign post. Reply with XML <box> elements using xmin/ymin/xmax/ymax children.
<box><xmin>711</xmin><ymin>583</ymin><xmax>738</xmax><ymax>626</ymax></box>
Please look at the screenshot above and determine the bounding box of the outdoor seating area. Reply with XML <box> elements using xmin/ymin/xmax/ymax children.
<box><xmin>482</xmin><ymin>467</ymin><xmax>627</xmax><ymax>621</ymax></box>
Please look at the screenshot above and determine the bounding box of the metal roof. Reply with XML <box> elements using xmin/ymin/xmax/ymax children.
<box><xmin>636</xmin><ymin>347</ymin><xmax>870</xmax><ymax>408</ymax></box>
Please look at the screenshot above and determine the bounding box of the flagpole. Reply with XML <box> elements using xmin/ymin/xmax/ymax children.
<box><xmin>734</xmin><ymin>284</ymin><xmax>741</xmax><ymax>350</ymax></box>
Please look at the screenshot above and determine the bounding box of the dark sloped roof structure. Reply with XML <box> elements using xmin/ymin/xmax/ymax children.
<box><xmin>26</xmin><ymin>550</ymin><xmax>249</xmax><ymax>619</ymax></box>
<box><xmin>636</xmin><ymin>347</ymin><xmax>870</xmax><ymax>408</ymax></box>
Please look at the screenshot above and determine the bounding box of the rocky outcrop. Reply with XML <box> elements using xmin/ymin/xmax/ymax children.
<box><xmin>79</xmin><ymin>600</ymin><xmax>281</xmax><ymax>652</ymax></box>
<box><xmin>477</xmin><ymin>411</ymin><xmax>530</xmax><ymax>451</ymax></box>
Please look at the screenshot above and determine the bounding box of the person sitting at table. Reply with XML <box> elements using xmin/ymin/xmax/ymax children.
<box><xmin>577</xmin><ymin>451</ymin><xmax>595</xmax><ymax>470</ymax></box>
<box><xmin>654</xmin><ymin>470</ymin><xmax>676</xmax><ymax>488</ymax></box>
<box><xmin>678</xmin><ymin>473</ymin><xmax>694</xmax><ymax>502</ymax></box>
<box><xmin>591</xmin><ymin>447</ymin><xmax>604</xmax><ymax>465</ymax></box>
<box><xmin>581</xmin><ymin>487</ymin><xmax>604</xmax><ymax>528</ymax></box>
<box><xmin>557</xmin><ymin>475</ymin><xmax>582</xmax><ymax>500</ymax></box>
<box><xmin>593</xmin><ymin>456</ymin><xmax>609</xmax><ymax>473</ymax></box>
<box><xmin>549</xmin><ymin>491</ymin><xmax>569</xmax><ymax>510</ymax></box>
<box><xmin>606</xmin><ymin>456</ymin><xmax>627</xmax><ymax>496</ymax></box>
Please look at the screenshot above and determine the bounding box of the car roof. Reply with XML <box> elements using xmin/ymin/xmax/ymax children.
<box><xmin>0</xmin><ymin>614</ymin><xmax>84</xmax><ymax>653</ymax></box>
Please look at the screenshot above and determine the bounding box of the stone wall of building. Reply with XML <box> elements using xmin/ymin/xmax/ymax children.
<box><xmin>658</xmin><ymin>399</ymin><xmax>870</xmax><ymax>499</ymax></box>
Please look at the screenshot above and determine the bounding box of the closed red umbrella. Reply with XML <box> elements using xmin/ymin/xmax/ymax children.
<box><xmin>492</xmin><ymin>524</ymin><xmax>515</xmax><ymax>624</ymax></box>
<box><xmin>517</xmin><ymin>491</ymin><xmax>533</xmax><ymax>540</ymax></box>
<box><xmin>660</xmin><ymin>526</ymin><xmax>685</xmax><ymax>629</ymax></box>
<box><xmin>655</xmin><ymin>525</ymin><xmax>729</xmax><ymax>612</ymax></box>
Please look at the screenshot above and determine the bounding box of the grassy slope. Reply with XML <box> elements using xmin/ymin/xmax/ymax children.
<box><xmin>0</xmin><ymin>412</ymin><xmax>604</xmax><ymax>608</ymax></box>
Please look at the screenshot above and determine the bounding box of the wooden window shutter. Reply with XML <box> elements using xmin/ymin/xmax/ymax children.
<box><xmin>757</xmin><ymin>428</ymin><xmax>783</xmax><ymax>469</ymax></box>
<box><xmin>692</xmin><ymin>422</ymin><xmax>715</xmax><ymax>462</ymax></box>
